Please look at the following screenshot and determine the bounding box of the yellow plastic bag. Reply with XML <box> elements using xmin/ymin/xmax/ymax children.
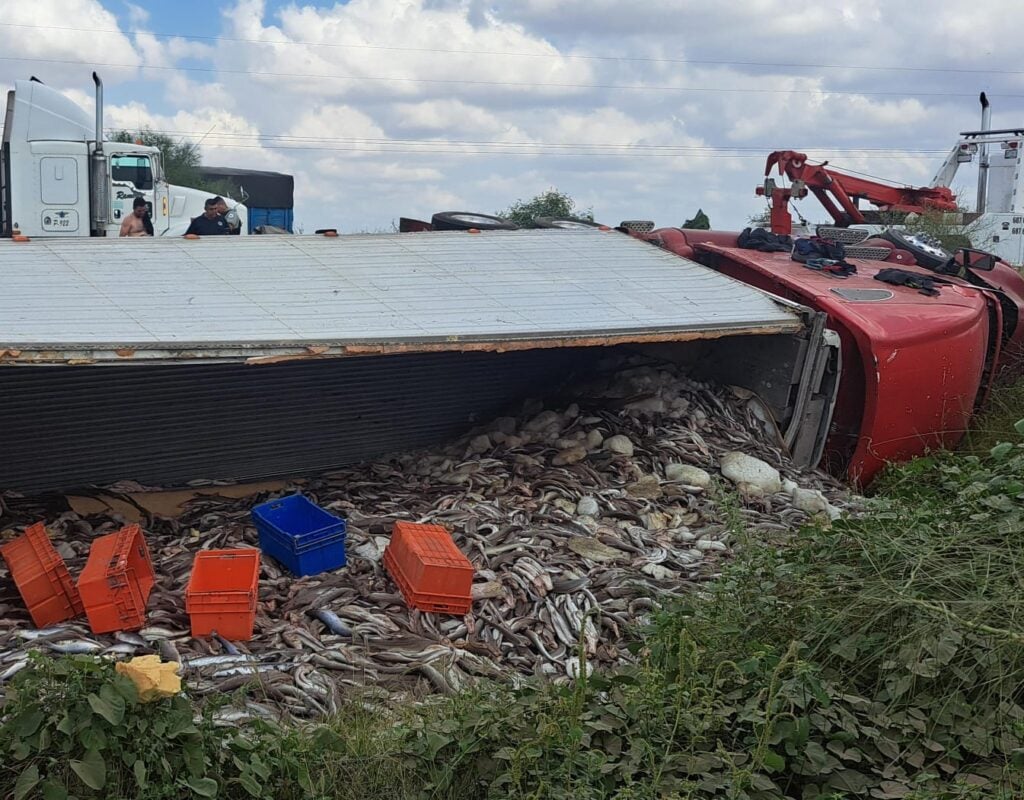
<box><xmin>115</xmin><ymin>655</ymin><xmax>181</xmax><ymax>703</ymax></box>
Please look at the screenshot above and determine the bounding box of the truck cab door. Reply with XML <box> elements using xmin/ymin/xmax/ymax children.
<box><xmin>108</xmin><ymin>152</ymin><xmax>159</xmax><ymax>235</ymax></box>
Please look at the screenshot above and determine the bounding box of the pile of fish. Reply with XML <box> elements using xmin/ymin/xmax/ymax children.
<box><xmin>0</xmin><ymin>358</ymin><xmax>853</xmax><ymax>722</ymax></box>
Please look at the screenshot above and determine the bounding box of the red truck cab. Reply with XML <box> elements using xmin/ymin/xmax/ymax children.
<box><xmin>643</xmin><ymin>226</ymin><xmax>1024</xmax><ymax>485</ymax></box>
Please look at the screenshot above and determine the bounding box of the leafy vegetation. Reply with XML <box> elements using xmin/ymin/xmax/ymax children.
<box><xmin>3</xmin><ymin>390</ymin><xmax>1024</xmax><ymax>798</ymax></box>
<box><xmin>498</xmin><ymin>188</ymin><xmax>594</xmax><ymax>227</ymax></box>
<box><xmin>682</xmin><ymin>209</ymin><xmax>711</xmax><ymax>229</ymax></box>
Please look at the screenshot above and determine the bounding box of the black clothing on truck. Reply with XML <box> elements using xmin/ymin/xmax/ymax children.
<box><xmin>184</xmin><ymin>214</ymin><xmax>231</xmax><ymax>236</ymax></box>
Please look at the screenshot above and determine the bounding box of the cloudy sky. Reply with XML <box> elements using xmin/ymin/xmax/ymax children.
<box><xmin>2</xmin><ymin>0</ymin><xmax>1022</xmax><ymax>232</ymax></box>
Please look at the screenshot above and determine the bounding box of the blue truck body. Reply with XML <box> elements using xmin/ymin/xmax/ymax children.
<box><xmin>197</xmin><ymin>166</ymin><xmax>294</xmax><ymax>234</ymax></box>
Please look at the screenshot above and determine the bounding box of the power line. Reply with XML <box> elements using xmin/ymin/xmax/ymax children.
<box><xmin>156</xmin><ymin>141</ymin><xmax>947</xmax><ymax>159</ymax></box>
<box><xmin>109</xmin><ymin>128</ymin><xmax>950</xmax><ymax>155</ymax></box>
<box><xmin>0</xmin><ymin>20</ymin><xmax>1019</xmax><ymax>76</ymax></box>
<box><xmin>4</xmin><ymin>54</ymin><xmax>1021</xmax><ymax>99</ymax></box>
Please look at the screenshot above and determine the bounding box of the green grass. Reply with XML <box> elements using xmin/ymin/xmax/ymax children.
<box><xmin>964</xmin><ymin>379</ymin><xmax>1024</xmax><ymax>455</ymax></box>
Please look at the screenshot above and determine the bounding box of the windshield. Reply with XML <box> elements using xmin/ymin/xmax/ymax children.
<box><xmin>111</xmin><ymin>154</ymin><xmax>153</xmax><ymax>191</ymax></box>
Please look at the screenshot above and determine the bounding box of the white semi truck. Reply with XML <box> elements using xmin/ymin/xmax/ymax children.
<box><xmin>0</xmin><ymin>73</ymin><xmax>247</xmax><ymax>238</ymax></box>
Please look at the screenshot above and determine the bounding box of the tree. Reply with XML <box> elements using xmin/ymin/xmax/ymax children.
<box><xmin>682</xmin><ymin>209</ymin><xmax>710</xmax><ymax>229</ymax></box>
<box><xmin>498</xmin><ymin>188</ymin><xmax>594</xmax><ymax>228</ymax></box>
<box><xmin>109</xmin><ymin>129</ymin><xmax>233</xmax><ymax>196</ymax></box>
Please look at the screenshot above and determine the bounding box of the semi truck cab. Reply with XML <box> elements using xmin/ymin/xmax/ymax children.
<box><xmin>0</xmin><ymin>73</ymin><xmax>246</xmax><ymax>239</ymax></box>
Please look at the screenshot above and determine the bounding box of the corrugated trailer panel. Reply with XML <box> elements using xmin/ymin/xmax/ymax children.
<box><xmin>0</xmin><ymin>348</ymin><xmax>596</xmax><ymax>492</ymax></box>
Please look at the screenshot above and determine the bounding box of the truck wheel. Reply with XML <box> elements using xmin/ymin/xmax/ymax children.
<box><xmin>533</xmin><ymin>217</ymin><xmax>604</xmax><ymax>230</ymax></box>
<box><xmin>431</xmin><ymin>212</ymin><xmax>518</xmax><ymax>231</ymax></box>
<box><xmin>879</xmin><ymin>229</ymin><xmax>950</xmax><ymax>270</ymax></box>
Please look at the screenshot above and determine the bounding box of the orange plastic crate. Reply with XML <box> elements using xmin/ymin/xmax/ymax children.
<box><xmin>383</xmin><ymin>522</ymin><xmax>473</xmax><ymax>615</ymax></box>
<box><xmin>185</xmin><ymin>549</ymin><xmax>260</xmax><ymax>641</ymax></box>
<box><xmin>77</xmin><ymin>525</ymin><xmax>155</xmax><ymax>634</ymax></box>
<box><xmin>0</xmin><ymin>522</ymin><xmax>83</xmax><ymax>627</ymax></box>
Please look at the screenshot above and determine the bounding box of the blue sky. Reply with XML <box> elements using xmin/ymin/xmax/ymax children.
<box><xmin>2</xmin><ymin>1</ymin><xmax>1023</xmax><ymax>232</ymax></box>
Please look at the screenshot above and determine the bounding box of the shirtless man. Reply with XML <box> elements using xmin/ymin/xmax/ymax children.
<box><xmin>119</xmin><ymin>197</ymin><xmax>154</xmax><ymax>237</ymax></box>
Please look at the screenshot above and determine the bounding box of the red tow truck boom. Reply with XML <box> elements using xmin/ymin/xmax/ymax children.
<box><xmin>757</xmin><ymin>150</ymin><xmax>960</xmax><ymax>235</ymax></box>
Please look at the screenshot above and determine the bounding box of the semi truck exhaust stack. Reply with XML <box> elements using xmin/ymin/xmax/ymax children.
<box><xmin>89</xmin><ymin>71</ymin><xmax>109</xmax><ymax>234</ymax></box>
<box><xmin>977</xmin><ymin>91</ymin><xmax>991</xmax><ymax>214</ymax></box>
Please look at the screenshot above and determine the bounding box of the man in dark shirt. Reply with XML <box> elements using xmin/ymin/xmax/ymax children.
<box><xmin>184</xmin><ymin>199</ymin><xmax>231</xmax><ymax>236</ymax></box>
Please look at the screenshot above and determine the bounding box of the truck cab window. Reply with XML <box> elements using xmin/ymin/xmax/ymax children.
<box><xmin>111</xmin><ymin>154</ymin><xmax>153</xmax><ymax>191</ymax></box>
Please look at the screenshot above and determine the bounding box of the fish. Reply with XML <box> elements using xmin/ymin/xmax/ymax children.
<box><xmin>46</xmin><ymin>640</ymin><xmax>103</xmax><ymax>655</ymax></box>
<box><xmin>185</xmin><ymin>654</ymin><xmax>255</xmax><ymax>669</ymax></box>
<box><xmin>0</xmin><ymin>659</ymin><xmax>28</xmax><ymax>682</ymax></box>
<box><xmin>158</xmin><ymin>639</ymin><xmax>181</xmax><ymax>664</ymax></box>
<box><xmin>212</xmin><ymin>632</ymin><xmax>240</xmax><ymax>655</ymax></box>
<box><xmin>103</xmin><ymin>643</ymin><xmax>139</xmax><ymax>656</ymax></box>
<box><xmin>17</xmin><ymin>627</ymin><xmax>72</xmax><ymax>640</ymax></box>
<box><xmin>0</xmin><ymin>356</ymin><xmax>851</xmax><ymax>721</ymax></box>
<box><xmin>312</xmin><ymin>609</ymin><xmax>353</xmax><ymax>637</ymax></box>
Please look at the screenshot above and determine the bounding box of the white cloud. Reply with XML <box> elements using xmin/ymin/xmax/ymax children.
<box><xmin>2</xmin><ymin>0</ymin><xmax>1021</xmax><ymax>234</ymax></box>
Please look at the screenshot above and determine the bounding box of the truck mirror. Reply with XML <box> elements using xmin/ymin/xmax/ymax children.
<box><xmin>956</xmin><ymin>248</ymin><xmax>997</xmax><ymax>271</ymax></box>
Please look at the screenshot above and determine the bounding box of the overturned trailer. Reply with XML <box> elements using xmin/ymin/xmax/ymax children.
<box><xmin>0</xmin><ymin>229</ymin><xmax>838</xmax><ymax>491</ymax></box>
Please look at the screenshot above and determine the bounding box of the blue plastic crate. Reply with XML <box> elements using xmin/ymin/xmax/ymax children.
<box><xmin>251</xmin><ymin>494</ymin><xmax>347</xmax><ymax>577</ymax></box>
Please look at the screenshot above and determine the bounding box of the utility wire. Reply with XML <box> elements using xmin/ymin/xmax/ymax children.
<box><xmin>165</xmin><ymin>141</ymin><xmax>948</xmax><ymax>159</ymax></box>
<box><xmin>0</xmin><ymin>20</ymin><xmax>1019</xmax><ymax>76</ymax></box>
<box><xmin>3</xmin><ymin>54</ymin><xmax>1021</xmax><ymax>98</ymax></box>
<box><xmin>105</xmin><ymin>128</ymin><xmax>951</xmax><ymax>154</ymax></box>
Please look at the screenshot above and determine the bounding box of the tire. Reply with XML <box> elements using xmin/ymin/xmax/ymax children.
<box><xmin>533</xmin><ymin>216</ymin><xmax>604</xmax><ymax>230</ymax></box>
<box><xmin>430</xmin><ymin>212</ymin><xmax>518</xmax><ymax>231</ymax></box>
<box><xmin>878</xmin><ymin>229</ymin><xmax>950</xmax><ymax>270</ymax></box>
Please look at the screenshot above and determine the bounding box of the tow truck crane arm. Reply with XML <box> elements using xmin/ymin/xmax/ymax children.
<box><xmin>756</xmin><ymin>150</ymin><xmax>959</xmax><ymax>235</ymax></box>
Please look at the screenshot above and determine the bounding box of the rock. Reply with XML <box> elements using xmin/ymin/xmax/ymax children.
<box><xmin>504</xmin><ymin>435</ymin><xmax>524</xmax><ymax>449</ymax></box>
<box><xmin>627</xmin><ymin>475</ymin><xmax>663</xmax><ymax>500</ymax></box>
<box><xmin>553</xmin><ymin>445</ymin><xmax>588</xmax><ymax>466</ymax></box>
<box><xmin>792</xmin><ymin>487</ymin><xmax>841</xmax><ymax>520</ymax></box>
<box><xmin>695</xmin><ymin>539</ymin><xmax>728</xmax><ymax>551</ymax></box>
<box><xmin>554</xmin><ymin>437</ymin><xmax>579</xmax><ymax>450</ymax></box>
<box><xmin>576</xmin><ymin>496</ymin><xmax>600</xmax><ymax>517</ymax></box>
<box><xmin>604</xmin><ymin>434</ymin><xmax>635</xmax><ymax>456</ymax></box>
<box><xmin>468</xmin><ymin>434</ymin><xmax>492</xmax><ymax>454</ymax></box>
<box><xmin>566</xmin><ymin>657</ymin><xmax>593</xmax><ymax>680</ymax></box>
<box><xmin>493</xmin><ymin>416</ymin><xmax>518</xmax><ymax>435</ymax></box>
<box><xmin>640</xmin><ymin>563</ymin><xmax>676</xmax><ymax>581</ymax></box>
<box><xmin>782</xmin><ymin>478</ymin><xmax>799</xmax><ymax>494</ymax></box>
<box><xmin>564</xmin><ymin>403</ymin><xmax>580</xmax><ymax>419</ymax></box>
<box><xmin>567</xmin><ymin>537</ymin><xmax>623</xmax><ymax>562</ymax></box>
<box><xmin>665</xmin><ymin>463</ymin><xmax>711</xmax><ymax>488</ymax></box>
<box><xmin>471</xmin><ymin>581</ymin><xmax>506</xmax><ymax>600</ymax></box>
<box><xmin>720</xmin><ymin>452</ymin><xmax>782</xmax><ymax>494</ymax></box>
<box><xmin>525</xmin><ymin>410</ymin><xmax>563</xmax><ymax>433</ymax></box>
<box><xmin>585</xmin><ymin>429</ymin><xmax>605</xmax><ymax>450</ymax></box>
<box><xmin>553</xmin><ymin>498</ymin><xmax>577</xmax><ymax>515</ymax></box>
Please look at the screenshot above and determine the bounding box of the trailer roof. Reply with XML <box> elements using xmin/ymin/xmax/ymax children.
<box><xmin>0</xmin><ymin>229</ymin><xmax>801</xmax><ymax>365</ymax></box>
